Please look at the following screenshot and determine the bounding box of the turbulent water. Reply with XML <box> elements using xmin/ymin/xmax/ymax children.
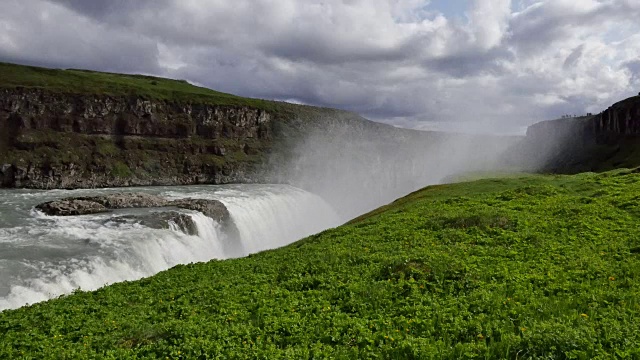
<box><xmin>0</xmin><ymin>184</ymin><xmax>340</xmax><ymax>311</ymax></box>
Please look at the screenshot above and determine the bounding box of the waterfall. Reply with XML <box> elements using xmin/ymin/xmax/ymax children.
<box><xmin>0</xmin><ymin>185</ymin><xmax>340</xmax><ymax>311</ymax></box>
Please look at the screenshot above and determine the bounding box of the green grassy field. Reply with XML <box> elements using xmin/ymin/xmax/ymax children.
<box><xmin>2</xmin><ymin>170</ymin><xmax>640</xmax><ymax>358</ymax></box>
<box><xmin>0</xmin><ymin>62</ymin><xmax>284</xmax><ymax>112</ymax></box>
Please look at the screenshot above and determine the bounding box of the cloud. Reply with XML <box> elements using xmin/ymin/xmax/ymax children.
<box><xmin>0</xmin><ymin>0</ymin><xmax>160</xmax><ymax>73</ymax></box>
<box><xmin>466</xmin><ymin>0</ymin><xmax>512</xmax><ymax>49</ymax></box>
<box><xmin>0</xmin><ymin>0</ymin><xmax>638</xmax><ymax>130</ymax></box>
<box><xmin>563</xmin><ymin>44</ymin><xmax>585</xmax><ymax>70</ymax></box>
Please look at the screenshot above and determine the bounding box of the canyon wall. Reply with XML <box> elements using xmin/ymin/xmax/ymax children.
<box><xmin>0</xmin><ymin>86</ymin><xmax>517</xmax><ymax>200</ymax></box>
<box><xmin>518</xmin><ymin>94</ymin><xmax>640</xmax><ymax>173</ymax></box>
<box><xmin>595</xmin><ymin>95</ymin><xmax>640</xmax><ymax>142</ymax></box>
<box><xmin>0</xmin><ymin>88</ymin><xmax>273</xmax><ymax>188</ymax></box>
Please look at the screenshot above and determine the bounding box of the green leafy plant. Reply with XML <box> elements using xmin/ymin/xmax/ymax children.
<box><xmin>2</xmin><ymin>170</ymin><xmax>640</xmax><ymax>358</ymax></box>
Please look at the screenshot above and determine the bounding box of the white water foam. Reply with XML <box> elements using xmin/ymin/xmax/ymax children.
<box><xmin>0</xmin><ymin>185</ymin><xmax>340</xmax><ymax>311</ymax></box>
<box><xmin>163</xmin><ymin>185</ymin><xmax>341</xmax><ymax>255</ymax></box>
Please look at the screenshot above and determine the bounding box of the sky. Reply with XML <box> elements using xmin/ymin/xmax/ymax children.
<box><xmin>1</xmin><ymin>0</ymin><xmax>639</xmax><ymax>134</ymax></box>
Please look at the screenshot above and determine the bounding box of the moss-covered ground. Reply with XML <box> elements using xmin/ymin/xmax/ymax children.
<box><xmin>2</xmin><ymin>170</ymin><xmax>640</xmax><ymax>358</ymax></box>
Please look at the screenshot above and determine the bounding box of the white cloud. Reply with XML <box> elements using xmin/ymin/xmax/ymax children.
<box><xmin>466</xmin><ymin>0</ymin><xmax>512</xmax><ymax>49</ymax></box>
<box><xmin>0</xmin><ymin>0</ymin><xmax>160</xmax><ymax>73</ymax></box>
<box><xmin>0</xmin><ymin>0</ymin><xmax>638</xmax><ymax>130</ymax></box>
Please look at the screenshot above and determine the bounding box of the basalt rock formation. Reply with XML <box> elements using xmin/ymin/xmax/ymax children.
<box><xmin>0</xmin><ymin>87</ymin><xmax>273</xmax><ymax>188</ymax></box>
<box><xmin>0</xmin><ymin>62</ymin><xmax>408</xmax><ymax>190</ymax></box>
<box><xmin>0</xmin><ymin>88</ymin><xmax>271</xmax><ymax>139</ymax></box>
<box><xmin>35</xmin><ymin>192</ymin><xmax>230</xmax><ymax>225</ymax></box>
<box><xmin>594</xmin><ymin>95</ymin><xmax>640</xmax><ymax>142</ymax></box>
<box><xmin>525</xmin><ymin>95</ymin><xmax>640</xmax><ymax>145</ymax></box>
<box><xmin>0</xmin><ymin>61</ymin><xmax>517</xmax><ymax>197</ymax></box>
<box><xmin>516</xmin><ymin>94</ymin><xmax>640</xmax><ymax>173</ymax></box>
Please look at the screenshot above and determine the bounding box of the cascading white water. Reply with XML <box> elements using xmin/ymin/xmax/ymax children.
<box><xmin>0</xmin><ymin>184</ymin><xmax>340</xmax><ymax>311</ymax></box>
<box><xmin>164</xmin><ymin>185</ymin><xmax>340</xmax><ymax>255</ymax></box>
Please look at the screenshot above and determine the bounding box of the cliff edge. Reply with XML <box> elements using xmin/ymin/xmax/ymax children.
<box><xmin>0</xmin><ymin>62</ymin><xmax>388</xmax><ymax>189</ymax></box>
<box><xmin>519</xmin><ymin>93</ymin><xmax>640</xmax><ymax>173</ymax></box>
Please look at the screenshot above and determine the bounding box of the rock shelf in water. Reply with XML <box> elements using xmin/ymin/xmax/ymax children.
<box><xmin>35</xmin><ymin>192</ymin><xmax>230</xmax><ymax>224</ymax></box>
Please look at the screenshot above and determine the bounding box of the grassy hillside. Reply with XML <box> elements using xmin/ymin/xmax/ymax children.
<box><xmin>527</xmin><ymin>138</ymin><xmax>640</xmax><ymax>175</ymax></box>
<box><xmin>2</xmin><ymin>170</ymin><xmax>640</xmax><ymax>358</ymax></box>
<box><xmin>0</xmin><ymin>62</ymin><xmax>283</xmax><ymax>112</ymax></box>
<box><xmin>0</xmin><ymin>61</ymin><xmax>393</xmax><ymax>188</ymax></box>
<box><xmin>0</xmin><ymin>62</ymin><xmax>371</xmax><ymax>122</ymax></box>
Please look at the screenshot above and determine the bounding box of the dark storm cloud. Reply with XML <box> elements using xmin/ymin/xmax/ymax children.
<box><xmin>0</xmin><ymin>0</ymin><xmax>638</xmax><ymax>130</ymax></box>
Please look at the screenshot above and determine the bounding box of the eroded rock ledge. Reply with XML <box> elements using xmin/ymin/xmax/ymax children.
<box><xmin>0</xmin><ymin>87</ymin><xmax>273</xmax><ymax>189</ymax></box>
<box><xmin>35</xmin><ymin>192</ymin><xmax>230</xmax><ymax>224</ymax></box>
<box><xmin>109</xmin><ymin>212</ymin><xmax>199</xmax><ymax>236</ymax></box>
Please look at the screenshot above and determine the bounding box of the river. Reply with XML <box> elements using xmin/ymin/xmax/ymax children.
<box><xmin>0</xmin><ymin>184</ymin><xmax>340</xmax><ymax>311</ymax></box>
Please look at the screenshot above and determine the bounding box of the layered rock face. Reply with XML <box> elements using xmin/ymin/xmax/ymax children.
<box><xmin>594</xmin><ymin>96</ymin><xmax>640</xmax><ymax>142</ymax></box>
<box><xmin>0</xmin><ymin>88</ymin><xmax>271</xmax><ymax>139</ymax></box>
<box><xmin>0</xmin><ymin>88</ymin><xmax>273</xmax><ymax>188</ymax></box>
<box><xmin>525</xmin><ymin>95</ymin><xmax>640</xmax><ymax>146</ymax></box>
<box><xmin>517</xmin><ymin>95</ymin><xmax>640</xmax><ymax>173</ymax></box>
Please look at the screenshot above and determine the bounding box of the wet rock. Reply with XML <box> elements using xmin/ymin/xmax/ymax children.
<box><xmin>35</xmin><ymin>192</ymin><xmax>231</xmax><ymax>226</ymax></box>
<box><xmin>36</xmin><ymin>193</ymin><xmax>167</xmax><ymax>216</ymax></box>
<box><xmin>112</xmin><ymin>211</ymin><xmax>198</xmax><ymax>235</ymax></box>
<box><xmin>169</xmin><ymin>198</ymin><xmax>230</xmax><ymax>224</ymax></box>
<box><xmin>0</xmin><ymin>164</ymin><xmax>15</xmax><ymax>187</ymax></box>
<box><xmin>86</xmin><ymin>193</ymin><xmax>170</xmax><ymax>209</ymax></box>
<box><xmin>36</xmin><ymin>199</ymin><xmax>108</xmax><ymax>216</ymax></box>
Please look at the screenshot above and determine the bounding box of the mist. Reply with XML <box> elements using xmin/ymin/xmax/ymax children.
<box><xmin>267</xmin><ymin>113</ymin><xmax>522</xmax><ymax>221</ymax></box>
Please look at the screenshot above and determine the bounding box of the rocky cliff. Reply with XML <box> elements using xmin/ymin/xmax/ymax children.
<box><xmin>595</xmin><ymin>95</ymin><xmax>640</xmax><ymax>142</ymax></box>
<box><xmin>0</xmin><ymin>88</ymin><xmax>271</xmax><ymax>139</ymax></box>
<box><xmin>526</xmin><ymin>94</ymin><xmax>640</xmax><ymax>145</ymax></box>
<box><xmin>518</xmin><ymin>94</ymin><xmax>640</xmax><ymax>173</ymax></box>
<box><xmin>0</xmin><ymin>88</ymin><xmax>275</xmax><ymax>188</ymax></box>
<box><xmin>0</xmin><ymin>62</ymin><xmax>517</xmax><ymax>194</ymax></box>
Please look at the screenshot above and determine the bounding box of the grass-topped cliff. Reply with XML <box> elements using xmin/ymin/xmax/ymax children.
<box><xmin>0</xmin><ymin>61</ymin><xmax>383</xmax><ymax>125</ymax></box>
<box><xmin>2</xmin><ymin>170</ymin><xmax>640</xmax><ymax>358</ymax></box>
<box><xmin>0</xmin><ymin>62</ymin><xmax>279</xmax><ymax>111</ymax></box>
<box><xmin>0</xmin><ymin>62</ymin><xmax>399</xmax><ymax>189</ymax></box>
<box><xmin>519</xmin><ymin>94</ymin><xmax>640</xmax><ymax>174</ymax></box>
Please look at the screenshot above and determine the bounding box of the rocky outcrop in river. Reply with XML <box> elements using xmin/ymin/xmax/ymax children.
<box><xmin>36</xmin><ymin>192</ymin><xmax>230</xmax><ymax>224</ymax></box>
<box><xmin>110</xmin><ymin>212</ymin><xmax>200</xmax><ymax>236</ymax></box>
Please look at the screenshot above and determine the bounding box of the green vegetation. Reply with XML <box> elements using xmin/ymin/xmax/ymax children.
<box><xmin>0</xmin><ymin>62</ymin><xmax>381</xmax><ymax>186</ymax></box>
<box><xmin>0</xmin><ymin>62</ymin><xmax>356</xmax><ymax>121</ymax></box>
<box><xmin>535</xmin><ymin>139</ymin><xmax>640</xmax><ymax>175</ymax></box>
<box><xmin>0</xmin><ymin>62</ymin><xmax>281</xmax><ymax>112</ymax></box>
<box><xmin>110</xmin><ymin>161</ymin><xmax>133</xmax><ymax>178</ymax></box>
<box><xmin>3</xmin><ymin>170</ymin><xmax>640</xmax><ymax>358</ymax></box>
<box><xmin>0</xmin><ymin>129</ymin><xmax>265</xmax><ymax>185</ymax></box>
